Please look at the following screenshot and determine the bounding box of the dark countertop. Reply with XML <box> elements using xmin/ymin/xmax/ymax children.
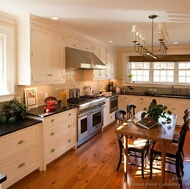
<box><xmin>0</xmin><ymin>118</ymin><xmax>42</xmax><ymax>137</ymax></box>
<box><xmin>119</xmin><ymin>93</ymin><xmax>190</xmax><ymax>99</ymax></box>
<box><xmin>0</xmin><ymin>173</ymin><xmax>7</xmax><ymax>184</ymax></box>
<box><xmin>26</xmin><ymin>102</ymin><xmax>78</xmax><ymax>118</ymax></box>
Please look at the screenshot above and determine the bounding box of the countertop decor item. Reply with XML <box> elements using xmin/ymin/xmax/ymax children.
<box><xmin>44</xmin><ymin>97</ymin><xmax>57</xmax><ymax>112</ymax></box>
<box><xmin>24</xmin><ymin>87</ymin><xmax>38</xmax><ymax>108</ymax></box>
<box><xmin>141</xmin><ymin>99</ymin><xmax>172</xmax><ymax>122</ymax></box>
<box><xmin>2</xmin><ymin>98</ymin><xmax>27</xmax><ymax>123</ymax></box>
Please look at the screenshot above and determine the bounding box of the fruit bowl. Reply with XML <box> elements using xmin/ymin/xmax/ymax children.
<box><xmin>44</xmin><ymin>97</ymin><xmax>57</xmax><ymax>112</ymax></box>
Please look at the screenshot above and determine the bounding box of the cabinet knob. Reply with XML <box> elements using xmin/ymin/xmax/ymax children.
<box><xmin>51</xmin><ymin>119</ymin><xmax>55</xmax><ymax>122</ymax></box>
<box><xmin>50</xmin><ymin>132</ymin><xmax>55</xmax><ymax>136</ymax></box>
<box><xmin>17</xmin><ymin>140</ymin><xmax>25</xmax><ymax>145</ymax></box>
<box><xmin>68</xmin><ymin>139</ymin><xmax>72</xmax><ymax>143</ymax></box>
<box><xmin>68</xmin><ymin>124</ymin><xmax>71</xmax><ymax>128</ymax></box>
<box><xmin>68</xmin><ymin>113</ymin><xmax>72</xmax><ymax>116</ymax></box>
<box><xmin>50</xmin><ymin>148</ymin><xmax>56</xmax><ymax>153</ymax></box>
<box><xmin>18</xmin><ymin>162</ymin><xmax>25</xmax><ymax>168</ymax></box>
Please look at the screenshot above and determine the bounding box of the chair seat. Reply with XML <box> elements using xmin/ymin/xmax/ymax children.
<box><xmin>128</xmin><ymin>138</ymin><xmax>148</xmax><ymax>149</ymax></box>
<box><xmin>173</xmin><ymin>133</ymin><xmax>180</xmax><ymax>142</ymax></box>
<box><xmin>152</xmin><ymin>141</ymin><xmax>178</xmax><ymax>156</ymax></box>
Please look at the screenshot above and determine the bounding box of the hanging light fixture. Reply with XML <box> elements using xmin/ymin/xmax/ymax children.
<box><xmin>132</xmin><ymin>15</ymin><xmax>168</xmax><ymax>59</ymax></box>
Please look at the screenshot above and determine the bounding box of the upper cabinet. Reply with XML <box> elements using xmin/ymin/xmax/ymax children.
<box><xmin>17</xmin><ymin>15</ymin><xmax>117</xmax><ymax>84</ymax></box>
<box><xmin>83</xmin><ymin>46</ymin><xmax>117</xmax><ymax>81</ymax></box>
<box><xmin>17</xmin><ymin>16</ymin><xmax>66</xmax><ymax>85</ymax></box>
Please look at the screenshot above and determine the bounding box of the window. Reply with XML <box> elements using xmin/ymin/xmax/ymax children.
<box><xmin>130</xmin><ymin>62</ymin><xmax>150</xmax><ymax>82</ymax></box>
<box><xmin>178</xmin><ymin>62</ymin><xmax>190</xmax><ymax>83</ymax></box>
<box><xmin>0</xmin><ymin>25</ymin><xmax>15</xmax><ymax>100</ymax></box>
<box><xmin>128</xmin><ymin>61</ymin><xmax>190</xmax><ymax>85</ymax></box>
<box><xmin>153</xmin><ymin>62</ymin><xmax>174</xmax><ymax>83</ymax></box>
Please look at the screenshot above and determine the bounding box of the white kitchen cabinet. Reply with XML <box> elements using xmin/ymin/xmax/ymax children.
<box><xmin>118</xmin><ymin>95</ymin><xmax>132</xmax><ymax>111</ymax></box>
<box><xmin>81</xmin><ymin>40</ymin><xmax>93</xmax><ymax>52</ymax></box>
<box><xmin>0</xmin><ymin>123</ymin><xmax>42</xmax><ymax>189</ymax></box>
<box><xmin>103</xmin><ymin>97</ymin><xmax>115</xmax><ymax>128</ymax></box>
<box><xmin>43</xmin><ymin>108</ymin><xmax>77</xmax><ymax>168</ymax></box>
<box><xmin>65</xmin><ymin>35</ymin><xmax>81</xmax><ymax>49</ymax></box>
<box><xmin>132</xmin><ymin>96</ymin><xmax>152</xmax><ymax>113</ymax></box>
<box><xmin>17</xmin><ymin>17</ymin><xmax>65</xmax><ymax>85</ymax></box>
<box><xmin>119</xmin><ymin>94</ymin><xmax>189</xmax><ymax>126</ymax></box>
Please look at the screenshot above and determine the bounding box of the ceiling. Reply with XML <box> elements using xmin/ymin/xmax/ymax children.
<box><xmin>0</xmin><ymin>0</ymin><xmax>190</xmax><ymax>48</ymax></box>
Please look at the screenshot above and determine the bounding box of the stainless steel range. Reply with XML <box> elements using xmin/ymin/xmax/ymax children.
<box><xmin>68</xmin><ymin>96</ymin><xmax>106</xmax><ymax>146</ymax></box>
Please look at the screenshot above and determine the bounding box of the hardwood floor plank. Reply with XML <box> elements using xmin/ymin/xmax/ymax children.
<box><xmin>8</xmin><ymin>123</ymin><xmax>190</xmax><ymax>189</ymax></box>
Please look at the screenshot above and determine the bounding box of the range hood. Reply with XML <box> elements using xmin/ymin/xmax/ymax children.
<box><xmin>65</xmin><ymin>47</ymin><xmax>106</xmax><ymax>70</ymax></box>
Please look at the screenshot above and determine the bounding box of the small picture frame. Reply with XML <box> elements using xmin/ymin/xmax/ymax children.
<box><xmin>24</xmin><ymin>87</ymin><xmax>38</xmax><ymax>107</ymax></box>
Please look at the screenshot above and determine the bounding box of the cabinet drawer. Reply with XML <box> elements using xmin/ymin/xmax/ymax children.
<box><xmin>46</xmin><ymin>119</ymin><xmax>74</xmax><ymax>144</ymax></box>
<box><xmin>0</xmin><ymin>124</ymin><xmax>40</xmax><ymax>161</ymax></box>
<box><xmin>1</xmin><ymin>147</ymin><xmax>40</xmax><ymax>188</ymax></box>
<box><xmin>45</xmin><ymin>110</ymin><xmax>75</xmax><ymax>128</ymax></box>
<box><xmin>46</xmin><ymin>134</ymin><xmax>76</xmax><ymax>164</ymax></box>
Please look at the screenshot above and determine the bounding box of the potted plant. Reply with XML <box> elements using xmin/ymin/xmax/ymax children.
<box><xmin>141</xmin><ymin>99</ymin><xmax>172</xmax><ymax>122</ymax></box>
<box><xmin>2</xmin><ymin>98</ymin><xmax>27</xmax><ymax>123</ymax></box>
<box><xmin>128</xmin><ymin>73</ymin><xmax>133</xmax><ymax>79</ymax></box>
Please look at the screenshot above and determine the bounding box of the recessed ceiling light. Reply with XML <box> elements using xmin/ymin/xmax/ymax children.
<box><xmin>51</xmin><ymin>17</ymin><xmax>59</xmax><ymax>20</ymax></box>
<box><xmin>174</xmin><ymin>42</ymin><xmax>178</xmax><ymax>44</ymax></box>
<box><xmin>108</xmin><ymin>40</ymin><xmax>113</xmax><ymax>43</ymax></box>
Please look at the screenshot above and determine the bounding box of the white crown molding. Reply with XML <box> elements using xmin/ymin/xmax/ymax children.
<box><xmin>0</xmin><ymin>11</ymin><xmax>17</xmax><ymax>26</ymax></box>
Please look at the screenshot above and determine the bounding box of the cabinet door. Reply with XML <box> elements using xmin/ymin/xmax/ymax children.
<box><xmin>118</xmin><ymin>95</ymin><xmax>132</xmax><ymax>111</ymax></box>
<box><xmin>103</xmin><ymin>98</ymin><xmax>109</xmax><ymax>127</ymax></box>
<box><xmin>31</xmin><ymin>26</ymin><xmax>49</xmax><ymax>82</ymax></box>
<box><xmin>49</xmin><ymin>32</ymin><xmax>65</xmax><ymax>82</ymax></box>
<box><xmin>65</xmin><ymin>35</ymin><xmax>81</xmax><ymax>49</ymax></box>
<box><xmin>81</xmin><ymin>40</ymin><xmax>93</xmax><ymax>52</ymax></box>
<box><xmin>132</xmin><ymin>96</ymin><xmax>151</xmax><ymax>113</ymax></box>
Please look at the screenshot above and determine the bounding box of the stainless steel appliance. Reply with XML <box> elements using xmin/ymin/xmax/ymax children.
<box><xmin>110</xmin><ymin>95</ymin><xmax>118</xmax><ymax>113</ymax></box>
<box><xmin>69</xmin><ymin>88</ymin><xmax>80</xmax><ymax>98</ymax></box>
<box><xmin>68</xmin><ymin>96</ymin><xmax>106</xmax><ymax>146</ymax></box>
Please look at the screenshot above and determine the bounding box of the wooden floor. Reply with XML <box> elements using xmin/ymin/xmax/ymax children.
<box><xmin>9</xmin><ymin>123</ymin><xmax>190</xmax><ymax>189</ymax></box>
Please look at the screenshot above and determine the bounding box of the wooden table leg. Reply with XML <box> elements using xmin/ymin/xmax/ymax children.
<box><xmin>161</xmin><ymin>142</ymin><xmax>167</xmax><ymax>184</ymax></box>
<box><xmin>123</xmin><ymin>135</ymin><xmax>128</xmax><ymax>179</ymax></box>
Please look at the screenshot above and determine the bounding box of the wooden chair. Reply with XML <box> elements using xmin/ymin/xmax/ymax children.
<box><xmin>126</xmin><ymin>104</ymin><xmax>136</xmax><ymax>120</ymax></box>
<box><xmin>173</xmin><ymin>109</ymin><xmax>190</xmax><ymax>157</ymax></box>
<box><xmin>149</xmin><ymin>118</ymin><xmax>190</xmax><ymax>188</ymax></box>
<box><xmin>115</xmin><ymin>109</ymin><xmax>149</xmax><ymax>179</ymax></box>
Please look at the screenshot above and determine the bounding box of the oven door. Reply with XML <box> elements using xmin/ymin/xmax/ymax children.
<box><xmin>78</xmin><ymin>113</ymin><xmax>90</xmax><ymax>142</ymax></box>
<box><xmin>89</xmin><ymin>107</ymin><xmax>103</xmax><ymax>134</ymax></box>
<box><xmin>110</xmin><ymin>95</ymin><xmax>118</xmax><ymax>113</ymax></box>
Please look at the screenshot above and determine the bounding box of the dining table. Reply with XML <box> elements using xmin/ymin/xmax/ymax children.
<box><xmin>115</xmin><ymin>111</ymin><xmax>177</xmax><ymax>185</ymax></box>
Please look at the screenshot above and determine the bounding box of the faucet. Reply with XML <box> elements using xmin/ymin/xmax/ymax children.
<box><xmin>171</xmin><ymin>86</ymin><xmax>176</xmax><ymax>95</ymax></box>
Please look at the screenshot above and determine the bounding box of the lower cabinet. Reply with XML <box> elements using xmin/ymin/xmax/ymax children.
<box><xmin>103</xmin><ymin>97</ymin><xmax>116</xmax><ymax>128</ymax></box>
<box><xmin>118</xmin><ymin>94</ymin><xmax>189</xmax><ymax>126</ymax></box>
<box><xmin>43</xmin><ymin>108</ymin><xmax>77</xmax><ymax>168</ymax></box>
<box><xmin>0</xmin><ymin>123</ymin><xmax>42</xmax><ymax>189</ymax></box>
<box><xmin>0</xmin><ymin>108</ymin><xmax>78</xmax><ymax>188</ymax></box>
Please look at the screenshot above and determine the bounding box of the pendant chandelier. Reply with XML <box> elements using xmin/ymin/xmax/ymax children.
<box><xmin>132</xmin><ymin>15</ymin><xmax>168</xmax><ymax>59</ymax></box>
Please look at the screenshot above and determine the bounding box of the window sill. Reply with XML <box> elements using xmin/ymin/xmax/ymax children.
<box><xmin>0</xmin><ymin>94</ymin><xmax>15</xmax><ymax>103</ymax></box>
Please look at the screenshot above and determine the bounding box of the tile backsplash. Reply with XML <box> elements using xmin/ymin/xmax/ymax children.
<box><xmin>0</xmin><ymin>69</ymin><xmax>121</xmax><ymax>115</ymax></box>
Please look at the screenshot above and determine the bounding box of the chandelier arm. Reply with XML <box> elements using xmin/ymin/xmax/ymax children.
<box><xmin>132</xmin><ymin>14</ymin><xmax>168</xmax><ymax>59</ymax></box>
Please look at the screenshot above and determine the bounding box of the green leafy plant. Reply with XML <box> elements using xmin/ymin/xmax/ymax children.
<box><xmin>3</xmin><ymin>98</ymin><xmax>27</xmax><ymax>120</ymax></box>
<box><xmin>128</xmin><ymin>73</ymin><xmax>133</xmax><ymax>79</ymax></box>
<box><xmin>141</xmin><ymin>99</ymin><xmax>172</xmax><ymax>122</ymax></box>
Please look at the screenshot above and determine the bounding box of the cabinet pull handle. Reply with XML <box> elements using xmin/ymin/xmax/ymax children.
<box><xmin>50</xmin><ymin>148</ymin><xmax>56</xmax><ymax>153</ymax></box>
<box><xmin>50</xmin><ymin>132</ymin><xmax>55</xmax><ymax>136</ymax></box>
<box><xmin>51</xmin><ymin>119</ymin><xmax>55</xmax><ymax>122</ymax></box>
<box><xmin>18</xmin><ymin>162</ymin><xmax>25</xmax><ymax>168</ymax></box>
<box><xmin>17</xmin><ymin>140</ymin><xmax>25</xmax><ymax>145</ymax></box>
